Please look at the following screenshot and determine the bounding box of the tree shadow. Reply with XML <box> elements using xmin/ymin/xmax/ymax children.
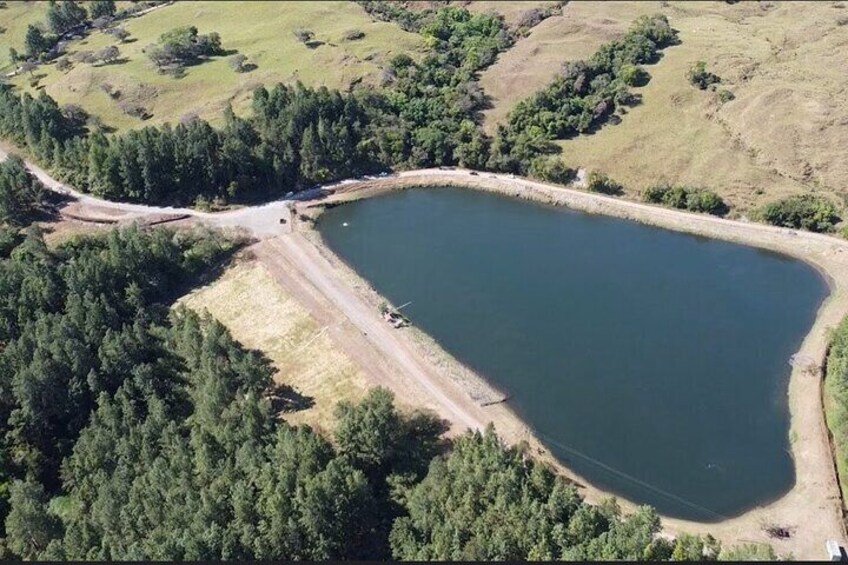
<box><xmin>305</xmin><ymin>40</ymin><xmax>325</xmax><ymax>49</ymax></box>
<box><xmin>240</xmin><ymin>62</ymin><xmax>258</xmax><ymax>73</ymax></box>
<box><xmin>267</xmin><ymin>382</ymin><xmax>315</xmax><ymax>415</ymax></box>
<box><xmin>37</xmin><ymin>190</ymin><xmax>76</xmax><ymax>223</ymax></box>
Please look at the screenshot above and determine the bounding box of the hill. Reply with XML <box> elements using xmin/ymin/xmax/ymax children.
<box><xmin>6</xmin><ymin>1</ymin><xmax>422</xmax><ymax>131</ymax></box>
<box><xmin>478</xmin><ymin>0</ymin><xmax>848</xmax><ymax>213</ymax></box>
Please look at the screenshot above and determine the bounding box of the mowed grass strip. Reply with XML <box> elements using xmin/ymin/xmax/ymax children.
<box><xmin>11</xmin><ymin>1</ymin><xmax>423</xmax><ymax>131</ymax></box>
<box><xmin>177</xmin><ymin>261</ymin><xmax>370</xmax><ymax>432</ymax></box>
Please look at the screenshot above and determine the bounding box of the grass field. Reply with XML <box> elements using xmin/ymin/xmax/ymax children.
<box><xmin>479</xmin><ymin>1</ymin><xmax>848</xmax><ymax>214</ymax></box>
<box><xmin>7</xmin><ymin>1</ymin><xmax>423</xmax><ymax>131</ymax></box>
<box><xmin>0</xmin><ymin>1</ymin><xmax>45</xmax><ymax>70</ymax></box>
<box><xmin>178</xmin><ymin>260</ymin><xmax>370</xmax><ymax>431</ymax></box>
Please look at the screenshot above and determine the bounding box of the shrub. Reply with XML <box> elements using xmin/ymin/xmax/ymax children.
<box><xmin>718</xmin><ymin>88</ymin><xmax>735</xmax><ymax>103</ymax></box>
<box><xmin>118</xmin><ymin>101</ymin><xmax>149</xmax><ymax>120</ymax></box>
<box><xmin>529</xmin><ymin>156</ymin><xmax>575</xmax><ymax>185</ymax></box>
<box><xmin>61</xmin><ymin>103</ymin><xmax>88</xmax><ymax>126</ymax></box>
<box><xmin>756</xmin><ymin>194</ymin><xmax>840</xmax><ymax>232</ymax></box>
<box><xmin>99</xmin><ymin>82</ymin><xmax>120</xmax><ymax>99</ymax></box>
<box><xmin>97</xmin><ymin>45</ymin><xmax>120</xmax><ymax>64</ymax></box>
<box><xmin>586</xmin><ymin>171</ymin><xmax>624</xmax><ymax>195</ymax></box>
<box><xmin>294</xmin><ymin>29</ymin><xmax>314</xmax><ymax>43</ymax></box>
<box><xmin>643</xmin><ymin>183</ymin><xmax>728</xmax><ymax>216</ymax></box>
<box><xmin>687</xmin><ymin>61</ymin><xmax>721</xmax><ymax>90</ymax></box>
<box><xmin>56</xmin><ymin>57</ymin><xmax>72</xmax><ymax>72</ymax></box>
<box><xmin>90</xmin><ymin>0</ymin><xmax>116</xmax><ymax>19</ymax></box>
<box><xmin>619</xmin><ymin>63</ymin><xmax>649</xmax><ymax>86</ymax></box>
<box><xmin>343</xmin><ymin>29</ymin><xmax>365</xmax><ymax>41</ymax></box>
<box><xmin>228</xmin><ymin>53</ymin><xmax>247</xmax><ymax>72</ymax></box>
<box><xmin>105</xmin><ymin>26</ymin><xmax>130</xmax><ymax>43</ymax></box>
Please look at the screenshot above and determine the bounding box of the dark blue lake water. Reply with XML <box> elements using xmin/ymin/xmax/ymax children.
<box><xmin>318</xmin><ymin>187</ymin><xmax>827</xmax><ymax>521</ymax></box>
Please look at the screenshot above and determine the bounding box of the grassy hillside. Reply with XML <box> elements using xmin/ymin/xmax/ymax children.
<box><xmin>8</xmin><ymin>1</ymin><xmax>423</xmax><ymax>130</ymax></box>
<box><xmin>479</xmin><ymin>1</ymin><xmax>848</xmax><ymax>214</ymax></box>
<box><xmin>0</xmin><ymin>1</ymin><xmax>46</xmax><ymax>71</ymax></box>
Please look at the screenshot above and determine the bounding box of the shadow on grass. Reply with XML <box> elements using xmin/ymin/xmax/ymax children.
<box><xmin>268</xmin><ymin>382</ymin><xmax>316</xmax><ymax>415</ymax></box>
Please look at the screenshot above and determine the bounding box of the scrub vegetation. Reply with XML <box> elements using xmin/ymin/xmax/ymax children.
<box><xmin>756</xmin><ymin>195</ymin><xmax>840</xmax><ymax>233</ymax></box>
<box><xmin>643</xmin><ymin>183</ymin><xmax>728</xmax><ymax>216</ymax></box>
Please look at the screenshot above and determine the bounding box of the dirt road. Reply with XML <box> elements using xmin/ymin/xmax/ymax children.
<box><xmin>4</xmin><ymin>145</ymin><xmax>848</xmax><ymax>558</ymax></box>
<box><xmin>264</xmin><ymin>234</ymin><xmax>482</xmax><ymax>430</ymax></box>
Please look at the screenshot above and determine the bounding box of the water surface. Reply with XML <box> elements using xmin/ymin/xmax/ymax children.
<box><xmin>318</xmin><ymin>187</ymin><xmax>827</xmax><ymax>521</ymax></box>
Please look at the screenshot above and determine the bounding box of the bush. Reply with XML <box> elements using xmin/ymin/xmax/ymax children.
<box><xmin>228</xmin><ymin>53</ymin><xmax>247</xmax><ymax>72</ymax></box>
<box><xmin>586</xmin><ymin>171</ymin><xmax>624</xmax><ymax>195</ymax></box>
<box><xmin>619</xmin><ymin>63</ymin><xmax>649</xmax><ymax>86</ymax></box>
<box><xmin>105</xmin><ymin>26</ymin><xmax>130</xmax><ymax>43</ymax></box>
<box><xmin>643</xmin><ymin>183</ymin><xmax>728</xmax><ymax>215</ymax></box>
<box><xmin>756</xmin><ymin>194</ymin><xmax>840</xmax><ymax>232</ymax></box>
<box><xmin>529</xmin><ymin>156</ymin><xmax>575</xmax><ymax>185</ymax></box>
<box><xmin>718</xmin><ymin>88</ymin><xmax>735</xmax><ymax>103</ymax></box>
<box><xmin>343</xmin><ymin>29</ymin><xmax>365</xmax><ymax>41</ymax></box>
<box><xmin>118</xmin><ymin>101</ymin><xmax>149</xmax><ymax>120</ymax></box>
<box><xmin>687</xmin><ymin>61</ymin><xmax>721</xmax><ymax>90</ymax></box>
<box><xmin>294</xmin><ymin>28</ymin><xmax>314</xmax><ymax>43</ymax></box>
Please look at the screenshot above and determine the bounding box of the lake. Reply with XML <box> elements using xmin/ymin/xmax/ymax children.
<box><xmin>317</xmin><ymin>187</ymin><xmax>828</xmax><ymax>521</ymax></box>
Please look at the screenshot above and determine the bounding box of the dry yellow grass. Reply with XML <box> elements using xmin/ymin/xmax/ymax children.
<box><xmin>177</xmin><ymin>259</ymin><xmax>370</xmax><ymax>431</ymax></box>
<box><xmin>479</xmin><ymin>1</ymin><xmax>848</xmax><ymax>213</ymax></box>
<box><xmin>9</xmin><ymin>1</ymin><xmax>423</xmax><ymax>131</ymax></box>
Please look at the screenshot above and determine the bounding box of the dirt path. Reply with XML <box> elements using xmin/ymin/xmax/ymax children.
<box><xmin>4</xmin><ymin>144</ymin><xmax>847</xmax><ymax>558</ymax></box>
<box><xmin>259</xmin><ymin>234</ymin><xmax>481</xmax><ymax>430</ymax></box>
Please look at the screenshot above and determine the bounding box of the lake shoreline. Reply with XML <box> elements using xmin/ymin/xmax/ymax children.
<box><xmin>293</xmin><ymin>169</ymin><xmax>848</xmax><ymax>558</ymax></box>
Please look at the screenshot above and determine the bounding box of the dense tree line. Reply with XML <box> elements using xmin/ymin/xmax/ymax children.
<box><xmin>372</xmin><ymin>6</ymin><xmax>510</xmax><ymax>169</ymax></box>
<box><xmin>489</xmin><ymin>15</ymin><xmax>678</xmax><ymax>174</ymax></box>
